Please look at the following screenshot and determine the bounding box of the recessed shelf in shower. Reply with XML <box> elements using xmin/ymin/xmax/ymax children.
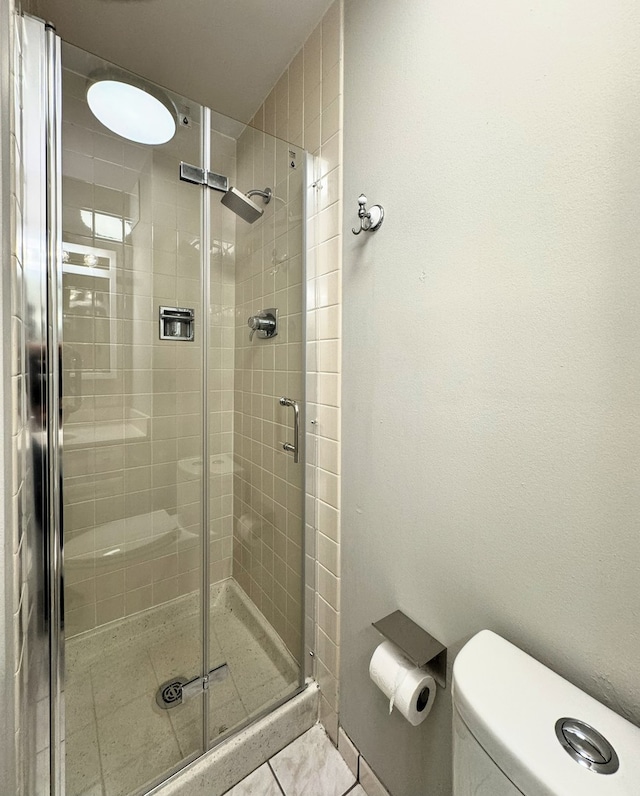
<box><xmin>159</xmin><ymin>306</ymin><xmax>195</xmax><ymax>341</ymax></box>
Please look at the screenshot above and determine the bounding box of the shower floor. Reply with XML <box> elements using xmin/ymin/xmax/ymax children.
<box><xmin>63</xmin><ymin>579</ymin><xmax>299</xmax><ymax>796</ymax></box>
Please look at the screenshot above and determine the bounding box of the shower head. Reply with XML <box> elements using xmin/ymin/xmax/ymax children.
<box><xmin>220</xmin><ymin>186</ymin><xmax>272</xmax><ymax>224</ymax></box>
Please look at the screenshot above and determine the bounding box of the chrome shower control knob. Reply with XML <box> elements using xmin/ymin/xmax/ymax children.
<box><xmin>247</xmin><ymin>309</ymin><xmax>278</xmax><ymax>341</ymax></box>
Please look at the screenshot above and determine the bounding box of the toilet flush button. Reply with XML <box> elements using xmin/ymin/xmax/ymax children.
<box><xmin>555</xmin><ymin>718</ymin><xmax>619</xmax><ymax>774</ymax></box>
<box><xmin>561</xmin><ymin>721</ymin><xmax>608</xmax><ymax>764</ymax></box>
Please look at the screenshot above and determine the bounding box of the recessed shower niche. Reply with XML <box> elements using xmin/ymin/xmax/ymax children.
<box><xmin>27</xmin><ymin>23</ymin><xmax>308</xmax><ymax>796</ymax></box>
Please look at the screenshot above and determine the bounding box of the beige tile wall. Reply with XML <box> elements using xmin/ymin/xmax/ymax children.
<box><xmin>60</xmin><ymin>62</ymin><xmax>237</xmax><ymax>635</ymax></box>
<box><xmin>232</xmin><ymin>126</ymin><xmax>306</xmax><ymax>662</ymax></box>
<box><xmin>248</xmin><ymin>0</ymin><xmax>343</xmax><ymax>741</ymax></box>
<box><xmin>207</xmin><ymin>126</ymin><xmax>237</xmax><ymax>585</ymax></box>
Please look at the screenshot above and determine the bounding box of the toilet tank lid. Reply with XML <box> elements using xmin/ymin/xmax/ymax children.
<box><xmin>452</xmin><ymin>630</ymin><xmax>640</xmax><ymax>796</ymax></box>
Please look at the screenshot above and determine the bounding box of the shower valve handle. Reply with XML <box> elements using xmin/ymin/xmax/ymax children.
<box><xmin>247</xmin><ymin>309</ymin><xmax>278</xmax><ymax>341</ymax></box>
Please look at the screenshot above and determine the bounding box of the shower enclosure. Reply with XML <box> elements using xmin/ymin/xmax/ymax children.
<box><xmin>21</xmin><ymin>15</ymin><xmax>307</xmax><ymax>796</ymax></box>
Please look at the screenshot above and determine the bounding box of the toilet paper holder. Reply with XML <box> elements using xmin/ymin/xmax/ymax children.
<box><xmin>372</xmin><ymin>611</ymin><xmax>447</xmax><ymax>689</ymax></box>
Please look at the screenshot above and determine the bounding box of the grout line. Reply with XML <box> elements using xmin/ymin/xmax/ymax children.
<box><xmin>267</xmin><ymin>759</ymin><xmax>287</xmax><ymax>796</ymax></box>
<box><xmin>87</xmin><ymin>663</ymin><xmax>108</xmax><ymax>795</ymax></box>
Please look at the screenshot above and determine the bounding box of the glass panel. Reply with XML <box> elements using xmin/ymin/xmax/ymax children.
<box><xmin>57</xmin><ymin>39</ymin><xmax>308</xmax><ymax>795</ymax></box>
<box><xmin>60</xmin><ymin>43</ymin><xmax>205</xmax><ymax>795</ymax></box>
<box><xmin>206</xmin><ymin>116</ymin><xmax>305</xmax><ymax>748</ymax></box>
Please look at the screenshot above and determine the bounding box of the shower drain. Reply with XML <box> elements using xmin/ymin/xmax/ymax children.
<box><xmin>155</xmin><ymin>665</ymin><xmax>229</xmax><ymax>710</ymax></box>
<box><xmin>156</xmin><ymin>677</ymin><xmax>188</xmax><ymax>709</ymax></box>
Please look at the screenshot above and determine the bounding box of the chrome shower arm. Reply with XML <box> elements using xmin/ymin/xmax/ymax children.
<box><xmin>246</xmin><ymin>187</ymin><xmax>272</xmax><ymax>204</ymax></box>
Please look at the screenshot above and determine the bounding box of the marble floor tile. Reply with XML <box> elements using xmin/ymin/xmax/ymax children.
<box><xmin>348</xmin><ymin>787</ymin><xmax>367</xmax><ymax>796</ymax></box>
<box><xmin>270</xmin><ymin>725</ymin><xmax>356</xmax><ymax>796</ymax></box>
<box><xmin>225</xmin><ymin>763</ymin><xmax>282</xmax><ymax>796</ymax></box>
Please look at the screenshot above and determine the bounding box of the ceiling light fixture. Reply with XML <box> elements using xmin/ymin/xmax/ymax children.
<box><xmin>87</xmin><ymin>79</ymin><xmax>176</xmax><ymax>145</ymax></box>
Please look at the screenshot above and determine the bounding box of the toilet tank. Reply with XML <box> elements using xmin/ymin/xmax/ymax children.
<box><xmin>452</xmin><ymin>630</ymin><xmax>640</xmax><ymax>796</ymax></box>
<box><xmin>453</xmin><ymin>708</ymin><xmax>524</xmax><ymax>796</ymax></box>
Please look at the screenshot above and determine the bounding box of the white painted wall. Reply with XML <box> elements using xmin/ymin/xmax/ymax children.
<box><xmin>341</xmin><ymin>2</ymin><xmax>640</xmax><ymax>794</ymax></box>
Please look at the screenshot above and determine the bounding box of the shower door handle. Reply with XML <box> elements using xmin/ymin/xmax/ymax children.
<box><xmin>279</xmin><ymin>397</ymin><xmax>300</xmax><ymax>464</ymax></box>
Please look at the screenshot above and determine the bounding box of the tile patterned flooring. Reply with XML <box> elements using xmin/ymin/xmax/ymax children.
<box><xmin>225</xmin><ymin>725</ymin><xmax>365</xmax><ymax>796</ymax></box>
<box><xmin>63</xmin><ymin>580</ymin><xmax>299</xmax><ymax>796</ymax></box>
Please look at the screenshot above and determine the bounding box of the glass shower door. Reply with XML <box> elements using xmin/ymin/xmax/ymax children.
<box><xmin>60</xmin><ymin>44</ymin><xmax>206</xmax><ymax>795</ymax></box>
<box><xmin>54</xmin><ymin>32</ymin><xmax>308</xmax><ymax>796</ymax></box>
<box><xmin>205</xmin><ymin>120</ymin><xmax>306</xmax><ymax>745</ymax></box>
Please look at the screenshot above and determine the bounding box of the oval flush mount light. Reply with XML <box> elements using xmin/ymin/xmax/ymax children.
<box><xmin>87</xmin><ymin>80</ymin><xmax>176</xmax><ymax>145</ymax></box>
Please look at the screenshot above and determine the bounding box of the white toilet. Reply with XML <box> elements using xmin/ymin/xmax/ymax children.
<box><xmin>452</xmin><ymin>630</ymin><xmax>640</xmax><ymax>795</ymax></box>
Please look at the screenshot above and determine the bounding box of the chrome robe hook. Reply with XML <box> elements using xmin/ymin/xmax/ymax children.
<box><xmin>352</xmin><ymin>193</ymin><xmax>384</xmax><ymax>235</ymax></box>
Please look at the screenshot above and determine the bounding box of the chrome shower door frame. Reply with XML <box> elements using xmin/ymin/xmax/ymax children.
<box><xmin>20</xmin><ymin>14</ymin><xmax>64</xmax><ymax>796</ymax></box>
<box><xmin>200</xmin><ymin>105</ymin><xmax>212</xmax><ymax>750</ymax></box>
<box><xmin>44</xmin><ymin>22</ymin><xmax>64</xmax><ymax>796</ymax></box>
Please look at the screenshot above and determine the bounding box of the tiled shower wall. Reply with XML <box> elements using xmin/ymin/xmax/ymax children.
<box><xmin>60</xmin><ymin>61</ymin><xmax>237</xmax><ymax>635</ymax></box>
<box><xmin>206</xmin><ymin>139</ymin><xmax>238</xmax><ymax>586</ymax></box>
<box><xmin>248</xmin><ymin>0</ymin><xmax>343</xmax><ymax>741</ymax></box>
<box><xmin>232</xmin><ymin>127</ymin><xmax>305</xmax><ymax>662</ymax></box>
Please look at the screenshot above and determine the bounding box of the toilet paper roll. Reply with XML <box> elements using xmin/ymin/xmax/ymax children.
<box><xmin>369</xmin><ymin>640</ymin><xmax>437</xmax><ymax>726</ymax></box>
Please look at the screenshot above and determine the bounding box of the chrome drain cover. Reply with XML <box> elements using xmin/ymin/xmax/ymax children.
<box><xmin>156</xmin><ymin>677</ymin><xmax>187</xmax><ymax>709</ymax></box>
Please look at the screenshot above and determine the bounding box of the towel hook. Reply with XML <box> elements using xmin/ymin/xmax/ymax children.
<box><xmin>352</xmin><ymin>193</ymin><xmax>384</xmax><ymax>235</ymax></box>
